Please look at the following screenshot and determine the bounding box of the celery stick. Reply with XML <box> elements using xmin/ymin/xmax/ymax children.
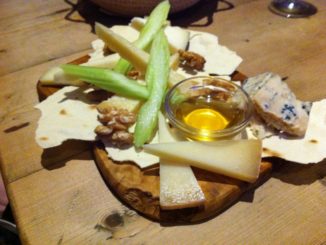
<box><xmin>113</xmin><ymin>0</ymin><xmax>170</xmax><ymax>74</ymax></box>
<box><xmin>113</xmin><ymin>59</ymin><xmax>132</xmax><ymax>74</ymax></box>
<box><xmin>61</xmin><ymin>64</ymin><xmax>149</xmax><ymax>100</ymax></box>
<box><xmin>134</xmin><ymin>30</ymin><xmax>170</xmax><ymax>148</ymax></box>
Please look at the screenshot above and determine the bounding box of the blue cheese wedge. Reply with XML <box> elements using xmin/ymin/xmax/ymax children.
<box><xmin>244</xmin><ymin>72</ymin><xmax>309</xmax><ymax>137</ymax></box>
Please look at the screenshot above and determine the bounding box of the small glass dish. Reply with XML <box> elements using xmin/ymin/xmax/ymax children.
<box><xmin>164</xmin><ymin>76</ymin><xmax>253</xmax><ymax>141</ymax></box>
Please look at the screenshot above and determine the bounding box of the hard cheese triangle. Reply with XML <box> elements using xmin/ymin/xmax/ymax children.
<box><xmin>158</xmin><ymin>114</ymin><xmax>205</xmax><ymax>209</ymax></box>
<box><xmin>145</xmin><ymin>139</ymin><xmax>262</xmax><ymax>183</ymax></box>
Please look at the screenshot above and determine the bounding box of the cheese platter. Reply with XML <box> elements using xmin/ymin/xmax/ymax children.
<box><xmin>36</xmin><ymin>65</ymin><xmax>272</xmax><ymax>223</ymax></box>
<box><xmin>34</xmin><ymin>0</ymin><xmax>325</xmax><ymax>224</ymax></box>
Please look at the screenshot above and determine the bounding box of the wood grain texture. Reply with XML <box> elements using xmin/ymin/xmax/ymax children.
<box><xmin>0</xmin><ymin>0</ymin><xmax>326</xmax><ymax>244</ymax></box>
<box><xmin>94</xmin><ymin>142</ymin><xmax>272</xmax><ymax>223</ymax></box>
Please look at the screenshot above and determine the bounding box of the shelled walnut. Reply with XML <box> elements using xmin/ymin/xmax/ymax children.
<box><xmin>95</xmin><ymin>104</ymin><xmax>136</xmax><ymax>146</ymax></box>
<box><xmin>179</xmin><ymin>50</ymin><xmax>206</xmax><ymax>71</ymax></box>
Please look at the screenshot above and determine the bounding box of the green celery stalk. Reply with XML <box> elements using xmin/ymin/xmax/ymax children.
<box><xmin>61</xmin><ymin>64</ymin><xmax>149</xmax><ymax>100</ymax></box>
<box><xmin>133</xmin><ymin>30</ymin><xmax>170</xmax><ymax>148</ymax></box>
<box><xmin>113</xmin><ymin>0</ymin><xmax>170</xmax><ymax>74</ymax></box>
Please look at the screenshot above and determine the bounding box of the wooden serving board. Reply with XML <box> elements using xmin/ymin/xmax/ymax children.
<box><xmin>37</xmin><ymin>57</ymin><xmax>273</xmax><ymax>223</ymax></box>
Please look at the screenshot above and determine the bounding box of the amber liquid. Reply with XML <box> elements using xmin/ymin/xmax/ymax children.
<box><xmin>174</xmin><ymin>97</ymin><xmax>245</xmax><ymax>140</ymax></box>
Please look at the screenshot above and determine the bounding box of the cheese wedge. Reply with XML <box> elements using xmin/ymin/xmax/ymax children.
<box><xmin>39</xmin><ymin>67</ymin><xmax>85</xmax><ymax>86</ymax></box>
<box><xmin>95</xmin><ymin>23</ymin><xmax>185</xmax><ymax>86</ymax></box>
<box><xmin>83</xmin><ymin>53</ymin><xmax>120</xmax><ymax>69</ymax></box>
<box><xmin>130</xmin><ymin>17</ymin><xmax>190</xmax><ymax>53</ymax></box>
<box><xmin>144</xmin><ymin>139</ymin><xmax>262</xmax><ymax>183</ymax></box>
<box><xmin>158</xmin><ymin>114</ymin><xmax>205</xmax><ymax>209</ymax></box>
<box><xmin>110</xmin><ymin>25</ymin><xmax>139</xmax><ymax>43</ymax></box>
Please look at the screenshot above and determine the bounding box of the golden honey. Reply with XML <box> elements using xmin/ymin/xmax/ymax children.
<box><xmin>174</xmin><ymin>97</ymin><xmax>245</xmax><ymax>140</ymax></box>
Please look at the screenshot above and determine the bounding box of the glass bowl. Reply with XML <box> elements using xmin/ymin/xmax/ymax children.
<box><xmin>164</xmin><ymin>76</ymin><xmax>253</xmax><ymax>141</ymax></box>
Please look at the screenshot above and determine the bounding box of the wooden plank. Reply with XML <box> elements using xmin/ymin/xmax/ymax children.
<box><xmin>6</xmin><ymin>151</ymin><xmax>154</xmax><ymax>244</ymax></box>
<box><xmin>0</xmin><ymin>0</ymin><xmax>95</xmax><ymax>76</ymax></box>
<box><xmin>183</xmin><ymin>0</ymin><xmax>326</xmax><ymax>101</ymax></box>
<box><xmin>0</xmin><ymin>0</ymin><xmax>325</xmax><ymax>243</ymax></box>
<box><xmin>7</xmin><ymin>158</ymin><xmax>325</xmax><ymax>244</ymax></box>
<box><xmin>0</xmin><ymin>51</ymin><xmax>91</xmax><ymax>183</ymax></box>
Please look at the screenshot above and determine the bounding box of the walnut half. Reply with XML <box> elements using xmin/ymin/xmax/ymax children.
<box><xmin>179</xmin><ymin>50</ymin><xmax>206</xmax><ymax>71</ymax></box>
<box><xmin>95</xmin><ymin>104</ymin><xmax>136</xmax><ymax>146</ymax></box>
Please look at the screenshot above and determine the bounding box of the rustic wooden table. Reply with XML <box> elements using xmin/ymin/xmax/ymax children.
<box><xmin>0</xmin><ymin>0</ymin><xmax>325</xmax><ymax>244</ymax></box>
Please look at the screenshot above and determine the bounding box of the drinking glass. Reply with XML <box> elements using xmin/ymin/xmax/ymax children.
<box><xmin>269</xmin><ymin>0</ymin><xmax>317</xmax><ymax>18</ymax></box>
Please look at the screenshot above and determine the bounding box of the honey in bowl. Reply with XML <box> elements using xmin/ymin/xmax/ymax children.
<box><xmin>165</xmin><ymin>76</ymin><xmax>252</xmax><ymax>141</ymax></box>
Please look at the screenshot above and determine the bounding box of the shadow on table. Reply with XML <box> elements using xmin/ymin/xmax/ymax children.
<box><xmin>41</xmin><ymin>140</ymin><xmax>93</xmax><ymax>170</ymax></box>
<box><xmin>270</xmin><ymin>158</ymin><xmax>326</xmax><ymax>186</ymax></box>
<box><xmin>63</xmin><ymin>0</ymin><xmax>234</xmax><ymax>32</ymax></box>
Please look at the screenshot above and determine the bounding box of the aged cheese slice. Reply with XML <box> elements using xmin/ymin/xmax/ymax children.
<box><xmin>83</xmin><ymin>53</ymin><xmax>120</xmax><ymax>69</ymax></box>
<box><xmin>39</xmin><ymin>67</ymin><xmax>65</xmax><ymax>85</ymax></box>
<box><xmin>40</xmin><ymin>53</ymin><xmax>121</xmax><ymax>86</ymax></box>
<box><xmin>87</xmin><ymin>39</ymin><xmax>106</xmax><ymax>61</ymax></box>
<box><xmin>98</xmin><ymin>95</ymin><xmax>142</xmax><ymax>113</ymax></box>
<box><xmin>158</xmin><ymin>114</ymin><xmax>205</xmax><ymax>209</ymax></box>
<box><xmin>110</xmin><ymin>25</ymin><xmax>139</xmax><ymax>43</ymax></box>
<box><xmin>164</xmin><ymin>26</ymin><xmax>190</xmax><ymax>53</ymax></box>
<box><xmin>40</xmin><ymin>66</ymin><xmax>84</xmax><ymax>86</ymax></box>
<box><xmin>130</xmin><ymin>17</ymin><xmax>190</xmax><ymax>53</ymax></box>
<box><xmin>144</xmin><ymin>140</ymin><xmax>262</xmax><ymax>182</ymax></box>
<box><xmin>95</xmin><ymin>23</ymin><xmax>185</xmax><ymax>86</ymax></box>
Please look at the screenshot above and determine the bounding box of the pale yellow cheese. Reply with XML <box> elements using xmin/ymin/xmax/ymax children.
<box><xmin>130</xmin><ymin>17</ymin><xmax>189</xmax><ymax>53</ymax></box>
<box><xmin>39</xmin><ymin>67</ymin><xmax>84</xmax><ymax>86</ymax></box>
<box><xmin>158</xmin><ymin>114</ymin><xmax>205</xmax><ymax>209</ymax></box>
<box><xmin>164</xmin><ymin>26</ymin><xmax>190</xmax><ymax>53</ymax></box>
<box><xmin>83</xmin><ymin>53</ymin><xmax>120</xmax><ymax>69</ymax></box>
<box><xmin>95</xmin><ymin>23</ymin><xmax>185</xmax><ymax>86</ymax></box>
<box><xmin>110</xmin><ymin>25</ymin><xmax>139</xmax><ymax>43</ymax></box>
<box><xmin>99</xmin><ymin>95</ymin><xmax>142</xmax><ymax>113</ymax></box>
<box><xmin>95</xmin><ymin>22</ymin><xmax>149</xmax><ymax>73</ymax></box>
<box><xmin>39</xmin><ymin>66</ymin><xmax>61</xmax><ymax>84</ymax></box>
<box><xmin>144</xmin><ymin>139</ymin><xmax>262</xmax><ymax>183</ymax></box>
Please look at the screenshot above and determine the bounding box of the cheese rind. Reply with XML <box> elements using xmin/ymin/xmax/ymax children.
<box><xmin>158</xmin><ymin>114</ymin><xmax>205</xmax><ymax>209</ymax></box>
<box><xmin>144</xmin><ymin>140</ymin><xmax>262</xmax><ymax>183</ymax></box>
<box><xmin>159</xmin><ymin>161</ymin><xmax>205</xmax><ymax>209</ymax></box>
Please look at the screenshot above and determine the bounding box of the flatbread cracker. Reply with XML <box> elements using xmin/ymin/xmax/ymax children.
<box><xmin>35</xmin><ymin>86</ymin><xmax>100</xmax><ymax>148</ymax></box>
<box><xmin>261</xmin><ymin>99</ymin><xmax>326</xmax><ymax>164</ymax></box>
